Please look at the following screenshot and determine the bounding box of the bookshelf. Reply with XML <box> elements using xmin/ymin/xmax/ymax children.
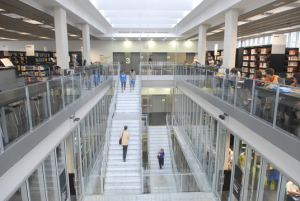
<box><xmin>240</xmin><ymin>45</ymin><xmax>271</xmax><ymax>78</ymax></box>
<box><xmin>20</xmin><ymin>65</ymin><xmax>48</xmax><ymax>83</ymax></box>
<box><xmin>285</xmin><ymin>48</ymin><xmax>299</xmax><ymax>78</ymax></box>
<box><xmin>216</xmin><ymin>50</ymin><xmax>223</xmax><ymax>65</ymax></box>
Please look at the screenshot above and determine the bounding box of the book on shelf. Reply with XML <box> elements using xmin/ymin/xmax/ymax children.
<box><xmin>250</xmin><ymin>62</ymin><xmax>256</xmax><ymax>67</ymax></box>
<box><xmin>250</xmin><ymin>68</ymin><xmax>255</xmax><ymax>74</ymax></box>
<box><xmin>259</xmin><ymin>56</ymin><xmax>268</xmax><ymax>61</ymax></box>
<box><xmin>287</xmin><ymin>73</ymin><xmax>293</xmax><ymax>78</ymax></box>
<box><xmin>243</xmin><ymin>56</ymin><xmax>250</xmax><ymax>60</ymax></box>
<box><xmin>251</xmin><ymin>49</ymin><xmax>257</xmax><ymax>54</ymax></box>
<box><xmin>288</xmin><ymin>62</ymin><xmax>298</xmax><ymax>67</ymax></box>
<box><xmin>287</xmin><ymin>67</ymin><xmax>294</xmax><ymax>72</ymax></box>
<box><xmin>261</xmin><ymin>70</ymin><xmax>265</xmax><ymax>75</ymax></box>
<box><xmin>242</xmin><ymin>67</ymin><xmax>249</xmax><ymax>72</ymax></box>
<box><xmin>288</xmin><ymin>56</ymin><xmax>298</xmax><ymax>61</ymax></box>
<box><xmin>289</xmin><ymin>50</ymin><xmax>297</xmax><ymax>55</ymax></box>
<box><xmin>250</xmin><ymin>56</ymin><xmax>256</xmax><ymax>61</ymax></box>
<box><xmin>259</xmin><ymin>62</ymin><xmax>268</xmax><ymax>68</ymax></box>
<box><xmin>243</xmin><ymin>50</ymin><xmax>249</xmax><ymax>54</ymax></box>
<box><xmin>249</xmin><ymin>74</ymin><xmax>254</xmax><ymax>79</ymax></box>
<box><xmin>243</xmin><ymin>62</ymin><xmax>248</xmax><ymax>66</ymax></box>
<box><xmin>260</xmin><ymin>48</ymin><xmax>268</xmax><ymax>54</ymax></box>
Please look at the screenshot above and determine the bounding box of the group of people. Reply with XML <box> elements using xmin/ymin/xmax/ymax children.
<box><xmin>120</xmin><ymin>69</ymin><xmax>136</xmax><ymax>92</ymax></box>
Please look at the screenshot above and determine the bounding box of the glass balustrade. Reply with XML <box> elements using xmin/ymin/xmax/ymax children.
<box><xmin>0</xmin><ymin>65</ymin><xmax>112</xmax><ymax>152</ymax></box>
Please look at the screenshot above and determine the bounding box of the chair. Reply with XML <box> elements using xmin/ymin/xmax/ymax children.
<box><xmin>278</xmin><ymin>78</ymin><xmax>285</xmax><ymax>86</ymax></box>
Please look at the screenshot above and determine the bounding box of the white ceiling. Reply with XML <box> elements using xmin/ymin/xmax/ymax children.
<box><xmin>89</xmin><ymin>0</ymin><xmax>203</xmax><ymax>28</ymax></box>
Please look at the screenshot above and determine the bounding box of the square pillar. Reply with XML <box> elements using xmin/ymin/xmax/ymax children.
<box><xmin>82</xmin><ymin>24</ymin><xmax>91</xmax><ymax>65</ymax></box>
<box><xmin>198</xmin><ymin>25</ymin><xmax>207</xmax><ymax>65</ymax></box>
<box><xmin>223</xmin><ymin>9</ymin><xmax>238</xmax><ymax>69</ymax></box>
<box><xmin>54</xmin><ymin>7</ymin><xmax>69</xmax><ymax>69</ymax></box>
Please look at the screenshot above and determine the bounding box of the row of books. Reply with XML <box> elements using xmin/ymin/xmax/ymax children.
<box><xmin>242</xmin><ymin>68</ymin><xmax>266</xmax><ymax>75</ymax></box>
<box><xmin>288</xmin><ymin>62</ymin><xmax>298</xmax><ymax>67</ymax></box>
<box><xmin>288</xmin><ymin>50</ymin><xmax>298</xmax><ymax>55</ymax></box>
<box><xmin>243</xmin><ymin>48</ymin><xmax>269</xmax><ymax>55</ymax></box>
<box><xmin>287</xmin><ymin>56</ymin><xmax>298</xmax><ymax>61</ymax></box>
<box><xmin>21</xmin><ymin>66</ymin><xmax>45</xmax><ymax>71</ymax></box>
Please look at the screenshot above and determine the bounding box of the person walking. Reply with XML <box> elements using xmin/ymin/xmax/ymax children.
<box><xmin>120</xmin><ymin>70</ymin><xmax>127</xmax><ymax>92</ymax></box>
<box><xmin>93</xmin><ymin>71</ymin><xmax>100</xmax><ymax>87</ymax></box>
<box><xmin>158</xmin><ymin>148</ymin><xmax>165</xmax><ymax>169</ymax></box>
<box><xmin>119</xmin><ymin>125</ymin><xmax>130</xmax><ymax>162</ymax></box>
<box><xmin>129</xmin><ymin>69</ymin><xmax>136</xmax><ymax>92</ymax></box>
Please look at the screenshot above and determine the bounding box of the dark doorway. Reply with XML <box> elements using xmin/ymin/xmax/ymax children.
<box><xmin>131</xmin><ymin>52</ymin><xmax>140</xmax><ymax>74</ymax></box>
<box><xmin>113</xmin><ymin>52</ymin><xmax>125</xmax><ymax>72</ymax></box>
<box><xmin>186</xmin><ymin>53</ymin><xmax>195</xmax><ymax>63</ymax></box>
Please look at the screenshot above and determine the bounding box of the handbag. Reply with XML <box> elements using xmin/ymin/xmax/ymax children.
<box><xmin>157</xmin><ymin>152</ymin><xmax>160</xmax><ymax>159</ymax></box>
<box><xmin>119</xmin><ymin>131</ymin><xmax>124</xmax><ymax>145</ymax></box>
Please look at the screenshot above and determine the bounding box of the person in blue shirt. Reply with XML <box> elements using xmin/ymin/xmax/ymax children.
<box><xmin>120</xmin><ymin>70</ymin><xmax>127</xmax><ymax>92</ymax></box>
<box><xmin>158</xmin><ymin>148</ymin><xmax>165</xmax><ymax>169</ymax></box>
<box><xmin>94</xmin><ymin>72</ymin><xmax>100</xmax><ymax>86</ymax></box>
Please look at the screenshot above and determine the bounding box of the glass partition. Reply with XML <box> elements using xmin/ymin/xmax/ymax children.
<box><xmin>28</xmin><ymin>164</ymin><xmax>47</xmax><ymax>200</ymax></box>
<box><xmin>8</xmin><ymin>182</ymin><xmax>28</xmax><ymax>201</ymax></box>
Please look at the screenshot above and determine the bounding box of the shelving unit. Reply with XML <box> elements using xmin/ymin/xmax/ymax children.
<box><xmin>215</xmin><ymin>50</ymin><xmax>223</xmax><ymax>65</ymax></box>
<box><xmin>35</xmin><ymin>51</ymin><xmax>56</xmax><ymax>63</ymax></box>
<box><xmin>285</xmin><ymin>48</ymin><xmax>299</xmax><ymax>78</ymax></box>
<box><xmin>69</xmin><ymin>51</ymin><xmax>82</xmax><ymax>67</ymax></box>
<box><xmin>241</xmin><ymin>45</ymin><xmax>271</xmax><ymax>78</ymax></box>
<box><xmin>21</xmin><ymin>65</ymin><xmax>48</xmax><ymax>83</ymax></box>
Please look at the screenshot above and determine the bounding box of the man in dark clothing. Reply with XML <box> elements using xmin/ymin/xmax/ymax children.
<box><xmin>54</xmin><ymin>66</ymin><xmax>61</xmax><ymax>75</ymax></box>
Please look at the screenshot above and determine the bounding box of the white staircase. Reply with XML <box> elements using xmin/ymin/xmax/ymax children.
<box><xmin>104</xmin><ymin>77</ymin><xmax>142</xmax><ymax>195</ymax></box>
<box><xmin>148</xmin><ymin>126</ymin><xmax>177</xmax><ymax>193</ymax></box>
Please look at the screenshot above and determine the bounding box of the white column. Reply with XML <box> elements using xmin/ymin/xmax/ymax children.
<box><xmin>198</xmin><ymin>24</ymin><xmax>207</xmax><ymax>65</ymax></box>
<box><xmin>223</xmin><ymin>9</ymin><xmax>238</xmax><ymax>69</ymax></box>
<box><xmin>54</xmin><ymin>7</ymin><xmax>69</xmax><ymax>69</ymax></box>
<box><xmin>82</xmin><ymin>24</ymin><xmax>91</xmax><ymax>65</ymax></box>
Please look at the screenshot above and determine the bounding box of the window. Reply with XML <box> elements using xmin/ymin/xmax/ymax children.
<box><xmin>284</xmin><ymin>33</ymin><xmax>289</xmax><ymax>47</ymax></box>
<box><xmin>290</xmin><ymin>32</ymin><xmax>297</xmax><ymax>48</ymax></box>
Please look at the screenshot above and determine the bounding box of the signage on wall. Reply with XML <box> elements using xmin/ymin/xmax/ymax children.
<box><xmin>271</xmin><ymin>34</ymin><xmax>286</xmax><ymax>54</ymax></box>
<box><xmin>162</xmin><ymin>99</ymin><xmax>166</xmax><ymax>102</ymax></box>
<box><xmin>25</xmin><ymin>45</ymin><xmax>35</xmax><ymax>56</ymax></box>
<box><xmin>3</xmin><ymin>45</ymin><xmax>9</xmax><ymax>56</ymax></box>
<box><xmin>167</xmin><ymin>56</ymin><xmax>170</xmax><ymax>59</ymax></box>
<box><xmin>59</xmin><ymin>169</ymin><xmax>68</xmax><ymax>201</ymax></box>
<box><xmin>233</xmin><ymin>164</ymin><xmax>243</xmax><ymax>201</ymax></box>
<box><xmin>126</xmin><ymin>58</ymin><xmax>130</xmax><ymax>64</ymax></box>
<box><xmin>44</xmin><ymin>47</ymin><xmax>47</xmax><ymax>51</ymax></box>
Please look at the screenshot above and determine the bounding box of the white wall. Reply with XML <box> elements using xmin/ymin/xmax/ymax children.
<box><xmin>0</xmin><ymin>40</ymin><xmax>224</xmax><ymax>62</ymax></box>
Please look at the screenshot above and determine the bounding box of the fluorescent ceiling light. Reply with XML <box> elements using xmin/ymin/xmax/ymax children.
<box><xmin>0</xmin><ymin>37</ymin><xmax>8</xmax><ymax>39</ymax></box>
<box><xmin>39</xmin><ymin>25</ymin><xmax>54</xmax><ymax>29</ymax></box>
<box><xmin>211</xmin><ymin>29</ymin><xmax>223</xmax><ymax>33</ymax></box>
<box><xmin>18</xmin><ymin>32</ymin><xmax>30</xmax><ymax>35</ymax></box>
<box><xmin>206</xmin><ymin>33</ymin><xmax>214</xmax><ymax>35</ymax></box>
<box><xmin>246</xmin><ymin>14</ymin><xmax>267</xmax><ymax>21</ymax></box>
<box><xmin>23</xmin><ymin>18</ymin><xmax>43</xmax><ymax>24</ymax></box>
<box><xmin>69</xmin><ymin>34</ymin><xmax>78</xmax><ymax>37</ymax></box>
<box><xmin>8</xmin><ymin>39</ymin><xmax>18</xmax><ymax>40</ymax></box>
<box><xmin>0</xmin><ymin>27</ymin><xmax>4</xmax><ymax>30</ymax></box>
<box><xmin>0</xmin><ymin>8</ymin><xmax>5</xmax><ymax>11</ymax></box>
<box><xmin>219</xmin><ymin>27</ymin><xmax>225</xmax><ymax>30</ymax></box>
<box><xmin>266</xmin><ymin>6</ymin><xmax>295</xmax><ymax>14</ymax></box>
<box><xmin>5</xmin><ymin>29</ymin><xmax>17</xmax><ymax>33</ymax></box>
<box><xmin>51</xmin><ymin>29</ymin><xmax>55</xmax><ymax>31</ymax></box>
<box><xmin>189</xmin><ymin>37</ymin><xmax>198</xmax><ymax>41</ymax></box>
<box><xmin>1</xmin><ymin>13</ymin><xmax>25</xmax><ymax>19</ymax></box>
<box><xmin>39</xmin><ymin>37</ymin><xmax>50</xmax><ymax>39</ymax></box>
<box><xmin>238</xmin><ymin>21</ymin><xmax>249</xmax><ymax>26</ymax></box>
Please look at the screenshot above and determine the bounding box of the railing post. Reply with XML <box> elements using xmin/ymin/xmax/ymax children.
<box><xmin>46</xmin><ymin>80</ymin><xmax>52</xmax><ymax>119</ymax></box>
<box><xmin>181</xmin><ymin>174</ymin><xmax>183</xmax><ymax>192</ymax></box>
<box><xmin>250</xmin><ymin>79</ymin><xmax>255</xmax><ymax>116</ymax></box>
<box><xmin>234</xmin><ymin>75</ymin><xmax>238</xmax><ymax>107</ymax></box>
<box><xmin>61</xmin><ymin>77</ymin><xmax>65</xmax><ymax>110</ymax></box>
<box><xmin>0</xmin><ymin>107</ymin><xmax>8</xmax><ymax>149</ymax></box>
<box><xmin>273</xmin><ymin>84</ymin><xmax>280</xmax><ymax>128</ymax></box>
<box><xmin>222</xmin><ymin>75</ymin><xmax>225</xmax><ymax>101</ymax></box>
<box><xmin>25</xmin><ymin>86</ymin><xmax>33</xmax><ymax>132</ymax></box>
<box><xmin>71</xmin><ymin>74</ymin><xmax>75</xmax><ymax>102</ymax></box>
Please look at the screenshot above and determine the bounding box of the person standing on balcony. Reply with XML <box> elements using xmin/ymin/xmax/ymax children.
<box><xmin>158</xmin><ymin>148</ymin><xmax>165</xmax><ymax>169</ymax></box>
<box><xmin>129</xmin><ymin>69</ymin><xmax>136</xmax><ymax>92</ymax></box>
<box><xmin>120</xmin><ymin>70</ymin><xmax>127</xmax><ymax>92</ymax></box>
<box><xmin>120</xmin><ymin>125</ymin><xmax>130</xmax><ymax>162</ymax></box>
<box><xmin>148</xmin><ymin>55</ymin><xmax>153</xmax><ymax>75</ymax></box>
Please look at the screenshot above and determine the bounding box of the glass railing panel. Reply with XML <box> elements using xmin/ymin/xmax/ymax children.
<box><xmin>28</xmin><ymin>82</ymin><xmax>50</xmax><ymax>129</ymax></box>
<box><xmin>235</xmin><ymin>77</ymin><xmax>251</xmax><ymax>113</ymax></box>
<box><xmin>275</xmin><ymin>85</ymin><xmax>300</xmax><ymax>138</ymax></box>
<box><xmin>205</xmin><ymin>72</ymin><xmax>214</xmax><ymax>95</ymax></box>
<box><xmin>73</xmin><ymin>73</ymin><xmax>82</xmax><ymax>101</ymax></box>
<box><xmin>62</xmin><ymin>76</ymin><xmax>74</xmax><ymax>107</ymax></box>
<box><xmin>213</xmin><ymin>75</ymin><xmax>223</xmax><ymax>99</ymax></box>
<box><xmin>0</xmin><ymin>87</ymin><xmax>30</xmax><ymax>149</ymax></box>
<box><xmin>252</xmin><ymin>80</ymin><xmax>276</xmax><ymax>126</ymax></box>
<box><xmin>223</xmin><ymin>76</ymin><xmax>235</xmax><ymax>105</ymax></box>
<box><xmin>199</xmin><ymin>68</ymin><xmax>206</xmax><ymax>89</ymax></box>
<box><xmin>49</xmin><ymin>77</ymin><xmax>64</xmax><ymax>116</ymax></box>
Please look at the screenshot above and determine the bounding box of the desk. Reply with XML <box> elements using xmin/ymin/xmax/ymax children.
<box><xmin>287</xmin><ymin>194</ymin><xmax>300</xmax><ymax>201</ymax></box>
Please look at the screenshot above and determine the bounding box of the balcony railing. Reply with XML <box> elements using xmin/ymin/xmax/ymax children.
<box><xmin>0</xmin><ymin>63</ymin><xmax>115</xmax><ymax>153</ymax></box>
<box><xmin>175</xmin><ymin>65</ymin><xmax>300</xmax><ymax>140</ymax></box>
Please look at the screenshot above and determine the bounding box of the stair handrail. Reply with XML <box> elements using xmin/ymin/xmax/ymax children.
<box><xmin>139</xmin><ymin>62</ymin><xmax>144</xmax><ymax>193</ymax></box>
<box><xmin>165</xmin><ymin>114</ymin><xmax>177</xmax><ymax>173</ymax></box>
<box><xmin>101</xmin><ymin>62</ymin><xmax>120</xmax><ymax>194</ymax></box>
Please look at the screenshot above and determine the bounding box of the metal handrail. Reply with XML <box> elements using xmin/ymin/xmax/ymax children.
<box><xmin>165</xmin><ymin>114</ymin><xmax>177</xmax><ymax>173</ymax></box>
<box><xmin>139</xmin><ymin>62</ymin><xmax>143</xmax><ymax>193</ymax></box>
<box><xmin>100</xmin><ymin>63</ymin><xmax>120</xmax><ymax>194</ymax></box>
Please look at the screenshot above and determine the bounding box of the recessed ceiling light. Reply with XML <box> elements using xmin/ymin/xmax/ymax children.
<box><xmin>206</xmin><ymin>33</ymin><xmax>214</xmax><ymax>35</ymax></box>
<box><xmin>238</xmin><ymin>21</ymin><xmax>249</xmax><ymax>26</ymax></box>
<box><xmin>69</xmin><ymin>34</ymin><xmax>78</xmax><ymax>37</ymax></box>
<box><xmin>39</xmin><ymin>36</ymin><xmax>50</xmax><ymax>39</ymax></box>
<box><xmin>5</xmin><ymin>29</ymin><xmax>17</xmax><ymax>33</ymax></box>
<box><xmin>0</xmin><ymin>27</ymin><xmax>4</xmax><ymax>30</ymax></box>
<box><xmin>245</xmin><ymin>14</ymin><xmax>267</xmax><ymax>21</ymax></box>
<box><xmin>0</xmin><ymin>8</ymin><xmax>5</xmax><ymax>11</ymax></box>
<box><xmin>51</xmin><ymin>29</ymin><xmax>55</xmax><ymax>31</ymax></box>
<box><xmin>0</xmin><ymin>37</ymin><xmax>9</xmax><ymax>39</ymax></box>
<box><xmin>23</xmin><ymin>18</ymin><xmax>43</xmax><ymax>24</ymax></box>
<box><xmin>267</xmin><ymin>6</ymin><xmax>295</xmax><ymax>14</ymax></box>
<box><xmin>1</xmin><ymin>13</ymin><xmax>25</xmax><ymax>19</ymax></box>
<box><xmin>18</xmin><ymin>32</ymin><xmax>30</xmax><ymax>35</ymax></box>
<box><xmin>39</xmin><ymin>25</ymin><xmax>54</xmax><ymax>29</ymax></box>
<box><xmin>211</xmin><ymin>29</ymin><xmax>224</xmax><ymax>33</ymax></box>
